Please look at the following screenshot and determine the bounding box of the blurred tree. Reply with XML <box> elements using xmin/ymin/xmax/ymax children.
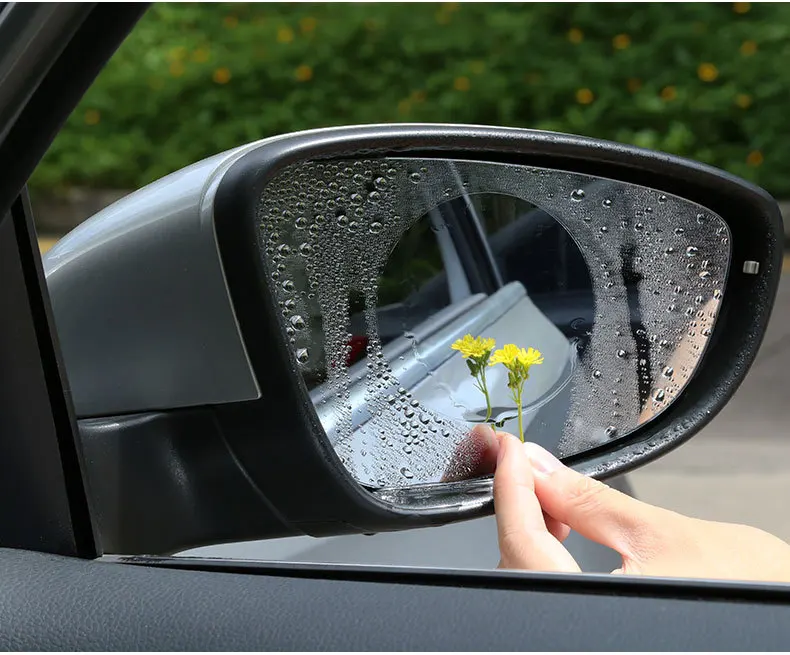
<box><xmin>30</xmin><ymin>2</ymin><xmax>790</xmax><ymax>196</ymax></box>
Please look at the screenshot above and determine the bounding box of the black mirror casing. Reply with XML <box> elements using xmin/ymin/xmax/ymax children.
<box><xmin>209</xmin><ymin>125</ymin><xmax>783</xmax><ymax>538</ymax></box>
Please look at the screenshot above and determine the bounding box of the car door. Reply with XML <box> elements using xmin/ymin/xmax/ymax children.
<box><xmin>2</xmin><ymin>4</ymin><xmax>790</xmax><ymax>650</ymax></box>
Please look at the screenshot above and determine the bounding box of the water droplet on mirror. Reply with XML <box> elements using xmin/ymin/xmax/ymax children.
<box><xmin>686</xmin><ymin>246</ymin><xmax>698</xmax><ymax>257</ymax></box>
<box><xmin>602</xmin><ymin>198</ymin><xmax>612</xmax><ymax>208</ymax></box>
<box><xmin>674</xmin><ymin>227</ymin><xmax>685</xmax><ymax>235</ymax></box>
<box><xmin>296</xmin><ymin>348</ymin><xmax>309</xmax><ymax>364</ymax></box>
<box><xmin>409</xmin><ymin>172</ymin><xmax>422</xmax><ymax>183</ymax></box>
<box><xmin>616</xmin><ymin>349</ymin><xmax>627</xmax><ymax>358</ymax></box>
<box><xmin>663</xmin><ymin>366</ymin><xmax>674</xmax><ymax>378</ymax></box>
<box><xmin>290</xmin><ymin>315</ymin><xmax>306</xmax><ymax>330</ymax></box>
<box><xmin>592</xmin><ymin>370</ymin><xmax>602</xmax><ymax>379</ymax></box>
<box><xmin>400</xmin><ymin>467</ymin><xmax>414</xmax><ymax>479</ymax></box>
<box><xmin>605</xmin><ymin>426</ymin><xmax>617</xmax><ymax>438</ymax></box>
<box><xmin>299</xmin><ymin>243</ymin><xmax>313</xmax><ymax>257</ymax></box>
<box><xmin>402</xmin><ymin>445</ymin><xmax>413</xmax><ymax>454</ymax></box>
<box><xmin>369</xmin><ymin>221</ymin><xmax>383</xmax><ymax>234</ymax></box>
<box><xmin>570</xmin><ymin>189</ymin><xmax>585</xmax><ymax>201</ymax></box>
<box><xmin>713</xmin><ymin>289</ymin><xmax>722</xmax><ymax>299</ymax></box>
<box><xmin>658</xmin><ymin>194</ymin><xmax>668</xmax><ymax>203</ymax></box>
<box><xmin>697</xmin><ymin>213</ymin><xmax>707</xmax><ymax>224</ymax></box>
<box><xmin>295</xmin><ymin>217</ymin><xmax>308</xmax><ymax>230</ymax></box>
<box><xmin>653</xmin><ymin>388</ymin><xmax>666</xmax><ymax>402</ymax></box>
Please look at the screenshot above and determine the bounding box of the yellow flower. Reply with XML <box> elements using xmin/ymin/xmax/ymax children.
<box><xmin>300</xmin><ymin>16</ymin><xmax>317</xmax><ymax>34</ymax></box>
<box><xmin>452</xmin><ymin>334</ymin><xmax>496</xmax><ymax>360</ymax></box>
<box><xmin>576</xmin><ymin>88</ymin><xmax>594</xmax><ymax>104</ymax></box>
<box><xmin>489</xmin><ymin>344</ymin><xmax>543</xmax><ymax>442</ymax></box>
<box><xmin>612</xmin><ymin>33</ymin><xmax>631</xmax><ymax>50</ymax></box>
<box><xmin>489</xmin><ymin>344</ymin><xmax>543</xmax><ymax>370</ymax></box>
<box><xmin>567</xmin><ymin>28</ymin><xmax>584</xmax><ymax>44</ymax></box>
<box><xmin>660</xmin><ymin>85</ymin><xmax>677</xmax><ymax>101</ymax></box>
<box><xmin>191</xmin><ymin>48</ymin><xmax>210</xmax><ymax>63</ymax></box>
<box><xmin>698</xmin><ymin>63</ymin><xmax>719</xmax><ymax>82</ymax></box>
<box><xmin>84</xmin><ymin>109</ymin><xmax>100</xmax><ymax>126</ymax></box>
<box><xmin>454</xmin><ymin>76</ymin><xmax>471</xmax><ymax>92</ymax></box>
<box><xmin>733</xmin><ymin>2</ymin><xmax>750</xmax><ymax>13</ymax></box>
<box><xmin>277</xmin><ymin>26</ymin><xmax>294</xmax><ymax>43</ymax></box>
<box><xmin>736</xmin><ymin>93</ymin><xmax>753</xmax><ymax>108</ymax></box>
<box><xmin>295</xmin><ymin>64</ymin><xmax>313</xmax><ymax>82</ymax></box>
<box><xmin>740</xmin><ymin>40</ymin><xmax>757</xmax><ymax>56</ymax></box>
<box><xmin>212</xmin><ymin>67</ymin><xmax>231</xmax><ymax>84</ymax></box>
<box><xmin>747</xmin><ymin>150</ymin><xmax>764</xmax><ymax>167</ymax></box>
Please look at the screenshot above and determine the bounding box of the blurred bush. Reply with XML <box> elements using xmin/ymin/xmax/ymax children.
<box><xmin>30</xmin><ymin>2</ymin><xmax>790</xmax><ymax>196</ymax></box>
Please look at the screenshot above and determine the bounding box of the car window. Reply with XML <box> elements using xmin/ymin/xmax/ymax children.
<box><xmin>28</xmin><ymin>3</ymin><xmax>790</xmax><ymax>576</ymax></box>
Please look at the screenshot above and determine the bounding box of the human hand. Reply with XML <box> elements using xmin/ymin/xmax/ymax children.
<box><xmin>494</xmin><ymin>432</ymin><xmax>790</xmax><ymax>582</ymax></box>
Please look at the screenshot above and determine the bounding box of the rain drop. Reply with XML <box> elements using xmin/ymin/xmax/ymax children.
<box><xmin>409</xmin><ymin>172</ymin><xmax>422</xmax><ymax>184</ymax></box>
<box><xmin>369</xmin><ymin>221</ymin><xmax>383</xmax><ymax>234</ymax></box>
<box><xmin>570</xmin><ymin>189</ymin><xmax>586</xmax><ymax>201</ymax></box>
<box><xmin>602</xmin><ymin>198</ymin><xmax>613</xmax><ymax>208</ymax></box>
<box><xmin>296</xmin><ymin>348</ymin><xmax>309</xmax><ymax>364</ymax></box>
<box><xmin>290</xmin><ymin>315</ymin><xmax>306</xmax><ymax>330</ymax></box>
<box><xmin>400</xmin><ymin>467</ymin><xmax>414</xmax><ymax>479</ymax></box>
<box><xmin>686</xmin><ymin>246</ymin><xmax>698</xmax><ymax>257</ymax></box>
<box><xmin>653</xmin><ymin>388</ymin><xmax>666</xmax><ymax>402</ymax></box>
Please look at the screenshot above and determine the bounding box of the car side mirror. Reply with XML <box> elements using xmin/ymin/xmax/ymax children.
<box><xmin>43</xmin><ymin>125</ymin><xmax>783</xmax><ymax>555</ymax></box>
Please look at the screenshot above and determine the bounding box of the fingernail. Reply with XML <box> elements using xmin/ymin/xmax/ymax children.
<box><xmin>497</xmin><ymin>433</ymin><xmax>518</xmax><ymax>466</ymax></box>
<box><xmin>522</xmin><ymin>442</ymin><xmax>563</xmax><ymax>475</ymax></box>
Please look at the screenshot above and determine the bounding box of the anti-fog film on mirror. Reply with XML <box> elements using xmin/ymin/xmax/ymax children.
<box><xmin>255</xmin><ymin>158</ymin><xmax>731</xmax><ymax>488</ymax></box>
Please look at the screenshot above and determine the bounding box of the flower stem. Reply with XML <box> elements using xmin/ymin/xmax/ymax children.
<box><xmin>479</xmin><ymin>367</ymin><xmax>493</xmax><ymax>422</ymax></box>
<box><xmin>516</xmin><ymin>386</ymin><xmax>524</xmax><ymax>442</ymax></box>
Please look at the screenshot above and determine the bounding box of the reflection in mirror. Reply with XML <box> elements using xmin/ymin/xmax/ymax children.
<box><xmin>256</xmin><ymin>158</ymin><xmax>731</xmax><ymax>488</ymax></box>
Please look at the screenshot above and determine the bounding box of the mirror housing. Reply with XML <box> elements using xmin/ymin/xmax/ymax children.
<box><xmin>44</xmin><ymin>125</ymin><xmax>783</xmax><ymax>554</ymax></box>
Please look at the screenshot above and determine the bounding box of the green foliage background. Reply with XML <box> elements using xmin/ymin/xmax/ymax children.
<box><xmin>30</xmin><ymin>2</ymin><xmax>790</xmax><ymax>196</ymax></box>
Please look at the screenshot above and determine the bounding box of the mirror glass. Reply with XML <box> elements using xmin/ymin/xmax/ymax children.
<box><xmin>256</xmin><ymin>158</ymin><xmax>731</xmax><ymax>488</ymax></box>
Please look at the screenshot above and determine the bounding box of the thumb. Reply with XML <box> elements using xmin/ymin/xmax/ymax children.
<box><xmin>522</xmin><ymin>442</ymin><xmax>669</xmax><ymax>560</ymax></box>
<box><xmin>493</xmin><ymin>434</ymin><xmax>580</xmax><ymax>572</ymax></box>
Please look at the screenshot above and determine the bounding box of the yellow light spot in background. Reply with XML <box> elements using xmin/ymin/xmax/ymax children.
<box><xmin>168</xmin><ymin>46</ymin><xmax>186</xmax><ymax>62</ymax></box>
<box><xmin>212</xmin><ymin>67</ymin><xmax>231</xmax><ymax>84</ymax></box>
<box><xmin>567</xmin><ymin>28</ymin><xmax>584</xmax><ymax>44</ymax></box>
<box><xmin>169</xmin><ymin>61</ymin><xmax>185</xmax><ymax>77</ymax></box>
<box><xmin>84</xmin><ymin>109</ymin><xmax>100</xmax><ymax>126</ymax></box>
<box><xmin>741</xmin><ymin>40</ymin><xmax>758</xmax><ymax>56</ymax></box>
<box><xmin>454</xmin><ymin>76</ymin><xmax>471</xmax><ymax>92</ymax></box>
<box><xmin>627</xmin><ymin>78</ymin><xmax>642</xmax><ymax>93</ymax></box>
<box><xmin>734</xmin><ymin>2</ymin><xmax>751</xmax><ymax>13</ymax></box>
<box><xmin>613</xmin><ymin>33</ymin><xmax>631</xmax><ymax>50</ymax></box>
<box><xmin>300</xmin><ymin>16</ymin><xmax>317</xmax><ymax>34</ymax></box>
<box><xmin>295</xmin><ymin>64</ymin><xmax>313</xmax><ymax>82</ymax></box>
<box><xmin>397</xmin><ymin>99</ymin><xmax>411</xmax><ymax>115</ymax></box>
<box><xmin>191</xmin><ymin>48</ymin><xmax>210</xmax><ymax>63</ymax></box>
<box><xmin>223</xmin><ymin>15</ymin><xmax>238</xmax><ymax>29</ymax></box>
<box><xmin>698</xmin><ymin>62</ymin><xmax>719</xmax><ymax>82</ymax></box>
<box><xmin>277</xmin><ymin>26</ymin><xmax>294</xmax><ymax>43</ymax></box>
<box><xmin>411</xmin><ymin>89</ymin><xmax>426</xmax><ymax>102</ymax></box>
<box><xmin>470</xmin><ymin>60</ymin><xmax>486</xmax><ymax>75</ymax></box>
<box><xmin>747</xmin><ymin>150</ymin><xmax>764</xmax><ymax>166</ymax></box>
<box><xmin>736</xmin><ymin>93</ymin><xmax>753</xmax><ymax>108</ymax></box>
<box><xmin>576</xmin><ymin>87</ymin><xmax>594</xmax><ymax>104</ymax></box>
<box><xmin>661</xmin><ymin>85</ymin><xmax>677</xmax><ymax>101</ymax></box>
